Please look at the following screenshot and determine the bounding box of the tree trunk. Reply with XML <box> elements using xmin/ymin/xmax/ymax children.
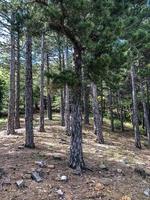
<box><xmin>46</xmin><ymin>53</ymin><xmax>52</xmax><ymax>120</ymax></box>
<box><xmin>146</xmin><ymin>79</ymin><xmax>150</xmax><ymax>127</ymax></box>
<box><xmin>108</xmin><ymin>89</ymin><xmax>114</xmax><ymax>132</ymax></box>
<box><xmin>65</xmin><ymin>84</ymin><xmax>70</xmax><ymax>135</ymax></box>
<box><xmin>69</xmin><ymin>47</ymin><xmax>85</xmax><ymax>171</ymax></box>
<box><xmin>131</xmin><ymin>65</ymin><xmax>141</xmax><ymax>149</ymax></box>
<box><xmin>15</xmin><ymin>31</ymin><xmax>21</xmax><ymax>129</ymax></box>
<box><xmin>7</xmin><ymin>13</ymin><xmax>15</xmax><ymax>135</ymax></box>
<box><xmin>58</xmin><ymin>38</ymin><xmax>65</xmax><ymax>126</ymax></box>
<box><xmin>140</xmin><ymin>80</ymin><xmax>150</xmax><ymax>145</ymax></box>
<box><xmin>120</xmin><ymin>104</ymin><xmax>124</xmax><ymax>132</ymax></box>
<box><xmin>60</xmin><ymin>89</ymin><xmax>65</xmax><ymax>126</ymax></box>
<box><xmin>39</xmin><ymin>33</ymin><xmax>45</xmax><ymax>132</ymax></box>
<box><xmin>25</xmin><ymin>32</ymin><xmax>35</xmax><ymax>148</ymax></box>
<box><xmin>118</xmin><ymin>91</ymin><xmax>124</xmax><ymax>132</ymax></box>
<box><xmin>64</xmin><ymin>43</ymin><xmax>71</xmax><ymax>135</ymax></box>
<box><xmin>100</xmin><ymin>82</ymin><xmax>104</xmax><ymax>124</ymax></box>
<box><xmin>91</xmin><ymin>82</ymin><xmax>104</xmax><ymax>144</ymax></box>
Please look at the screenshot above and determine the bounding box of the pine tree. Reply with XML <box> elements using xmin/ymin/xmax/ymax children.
<box><xmin>15</xmin><ymin>30</ymin><xmax>21</xmax><ymax>129</ymax></box>
<box><xmin>39</xmin><ymin>32</ymin><xmax>46</xmax><ymax>132</ymax></box>
<box><xmin>131</xmin><ymin>64</ymin><xmax>141</xmax><ymax>149</ymax></box>
<box><xmin>7</xmin><ymin>12</ymin><xmax>16</xmax><ymax>135</ymax></box>
<box><xmin>25</xmin><ymin>30</ymin><xmax>35</xmax><ymax>148</ymax></box>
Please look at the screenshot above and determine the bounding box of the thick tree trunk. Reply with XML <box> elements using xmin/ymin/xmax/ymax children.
<box><xmin>15</xmin><ymin>31</ymin><xmax>21</xmax><ymax>129</ymax></box>
<box><xmin>108</xmin><ymin>89</ymin><xmax>114</xmax><ymax>132</ymax></box>
<box><xmin>69</xmin><ymin>47</ymin><xmax>85</xmax><ymax>171</ymax></box>
<box><xmin>7</xmin><ymin>14</ymin><xmax>15</xmax><ymax>135</ymax></box>
<box><xmin>39</xmin><ymin>33</ymin><xmax>45</xmax><ymax>132</ymax></box>
<box><xmin>25</xmin><ymin>32</ymin><xmax>35</xmax><ymax>148</ymax></box>
<box><xmin>91</xmin><ymin>82</ymin><xmax>104</xmax><ymax>144</ymax></box>
<box><xmin>131</xmin><ymin>65</ymin><xmax>141</xmax><ymax>149</ymax></box>
<box><xmin>46</xmin><ymin>53</ymin><xmax>52</xmax><ymax>120</ymax></box>
<box><xmin>140</xmin><ymin>81</ymin><xmax>150</xmax><ymax>145</ymax></box>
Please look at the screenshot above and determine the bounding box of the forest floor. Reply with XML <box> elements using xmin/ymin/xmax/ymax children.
<box><xmin>0</xmin><ymin>114</ymin><xmax>150</xmax><ymax>200</ymax></box>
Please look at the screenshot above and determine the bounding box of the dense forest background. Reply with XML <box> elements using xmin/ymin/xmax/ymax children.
<box><xmin>0</xmin><ymin>0</ymin><xmax>150</xmax><ymax>199</ymax></box>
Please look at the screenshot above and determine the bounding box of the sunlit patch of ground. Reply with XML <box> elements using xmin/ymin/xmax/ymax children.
<box><xmin>0</xmin><ymin>114</ymin><xmax>149</xmax><ymax>200</ymax></box>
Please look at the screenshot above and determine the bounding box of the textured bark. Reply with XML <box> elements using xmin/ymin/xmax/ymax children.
<box><xmin>7</xmin><ymin>14</ymin><xmax>15</xmax><ymax>135</ymax></box>
<box><xmin>47</xmin><ymin>93</ymin><xmax>52</xmax><ymax>119</ymax></box>
<box><xmin>25</xmin><ymin>32</ymin><xmax>35</xmax><ymax>148</ymax></box>
<box><xmin>131</xmin><ymin>65</ymin><xmax>141</xmax><ymax>149</ymax></box>
<box><xmin>91</xmin><ymin>82</ymin><xmax>104</xmax><ymax>144</ymax></box>
<box><xmin>15</xmin><ymin>31</ymin><xmax>21</xmax><ymax>129</ymax></box>
<box><xmin>108</xmin><ymin>89</ymin><xmax>114</xmax><ymax>132</ymax></box>
<box><xmin>140</xmin><ymin>81</ymin><xmax>150</xmax><ymax>145</ymax></box>
<box><xmin>62</xmin><ymin>49</ymin><xmax>66</xmax><ymax>126</ymax></box>
<box><xmin>64</xmin><ymin>44</ymin><xmax>71</xmax><ymax>135</ymax></box>
<box><xmin>58</xmin><ymin>38</ymin><xmax>65</xmax><ymax>126</ymax></box>
<box><xmin>146</xmin><ymin>79</ymin><xmax>150</xmax><ymax>127</ymax></box>
<box><xmin>65</xmin><ymin>84</ymin><xmax>70</xmax><ymax>135</ymax></box>
<box><xmin>118</xmin><ymin>91</ymin><xmax>124</xmax><ymax>132</ymax></box>
<box><xmin>69</xmin><ymin>47</ymin><xmax>85</xmax><ymax>170</ymax></box>
<box><xmin>46</xmin><ymin>54</ymin><xmax>52</xmax><ymax>120</ymax></box>
<box><xmin>39</xmin><ymin>33</ymin><xmax>45</xmax><ymax>132</ymax></box>
<box><xmin>100</xmin><ymin>83</ymin><xmax>104</xmax><ymax>124</ymax></box>
<box><xmin>60</xmin><ymin>89</ymin><xmax>65</xmax><ymax>126</ymax></box>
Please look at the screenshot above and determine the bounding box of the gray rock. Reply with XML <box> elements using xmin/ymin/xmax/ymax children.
<box><xmin>31</xmin><ymin>171</ymin><xmax>43</xmax><ymax>182</ymax></box>
<box><xmin>16</xmin><ymin>179</ymin><xmax>25</xmax><ymax>188</ymax></box>
<box><xmin>36</xmin><ymin>168</ymin><xmax>45</xmax><ymax>178</ymax></box>
<box><xmin>144</xmin><ymin>188</ymin><xmax>150</xmax><ymax>197</ymax></box>
<box><xmin>56</xmin><ymin>189</ymin><xmax>64</xmax><ymax>196</ymax></box>
<box><xmin>2</xmin><ymin>178</ymin><xmax>11</xmax><ymax>185</ymax></box>
<box><xmin>60</xmin><ymin>175</ymin><xmax>68</xmax><ymax>182</ymax></box>
<box><xmin>35</xmin><ymin>160</ymin><xmax>46</xmax><ymax>168</ymax></box>
<box><xmin>99</xmin><ymin>164</ymin><xmax>108</xmax><ymax>171</ymax></box>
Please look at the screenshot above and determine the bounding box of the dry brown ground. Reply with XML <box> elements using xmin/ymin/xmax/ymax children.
<box><xmin>0</xmin><ymin>114</ymin><xmax>150</xmax><ymax>200</ymax></box>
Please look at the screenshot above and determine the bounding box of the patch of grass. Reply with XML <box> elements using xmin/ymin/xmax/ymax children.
<box><xmin>124</xmin><ymin>121</ymin><xmax>133</xmax><ymax>129</ymax></box>
<box><xmin>103</xmin><ymin>118</ymin><xmax>110</xmax><ymax>125</ymax></box>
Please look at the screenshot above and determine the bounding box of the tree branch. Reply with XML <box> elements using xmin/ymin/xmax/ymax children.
<box><xmin>48</xmin><ymin>22</ymin><xmax>82</xmax><ymax>51</ymax></box>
